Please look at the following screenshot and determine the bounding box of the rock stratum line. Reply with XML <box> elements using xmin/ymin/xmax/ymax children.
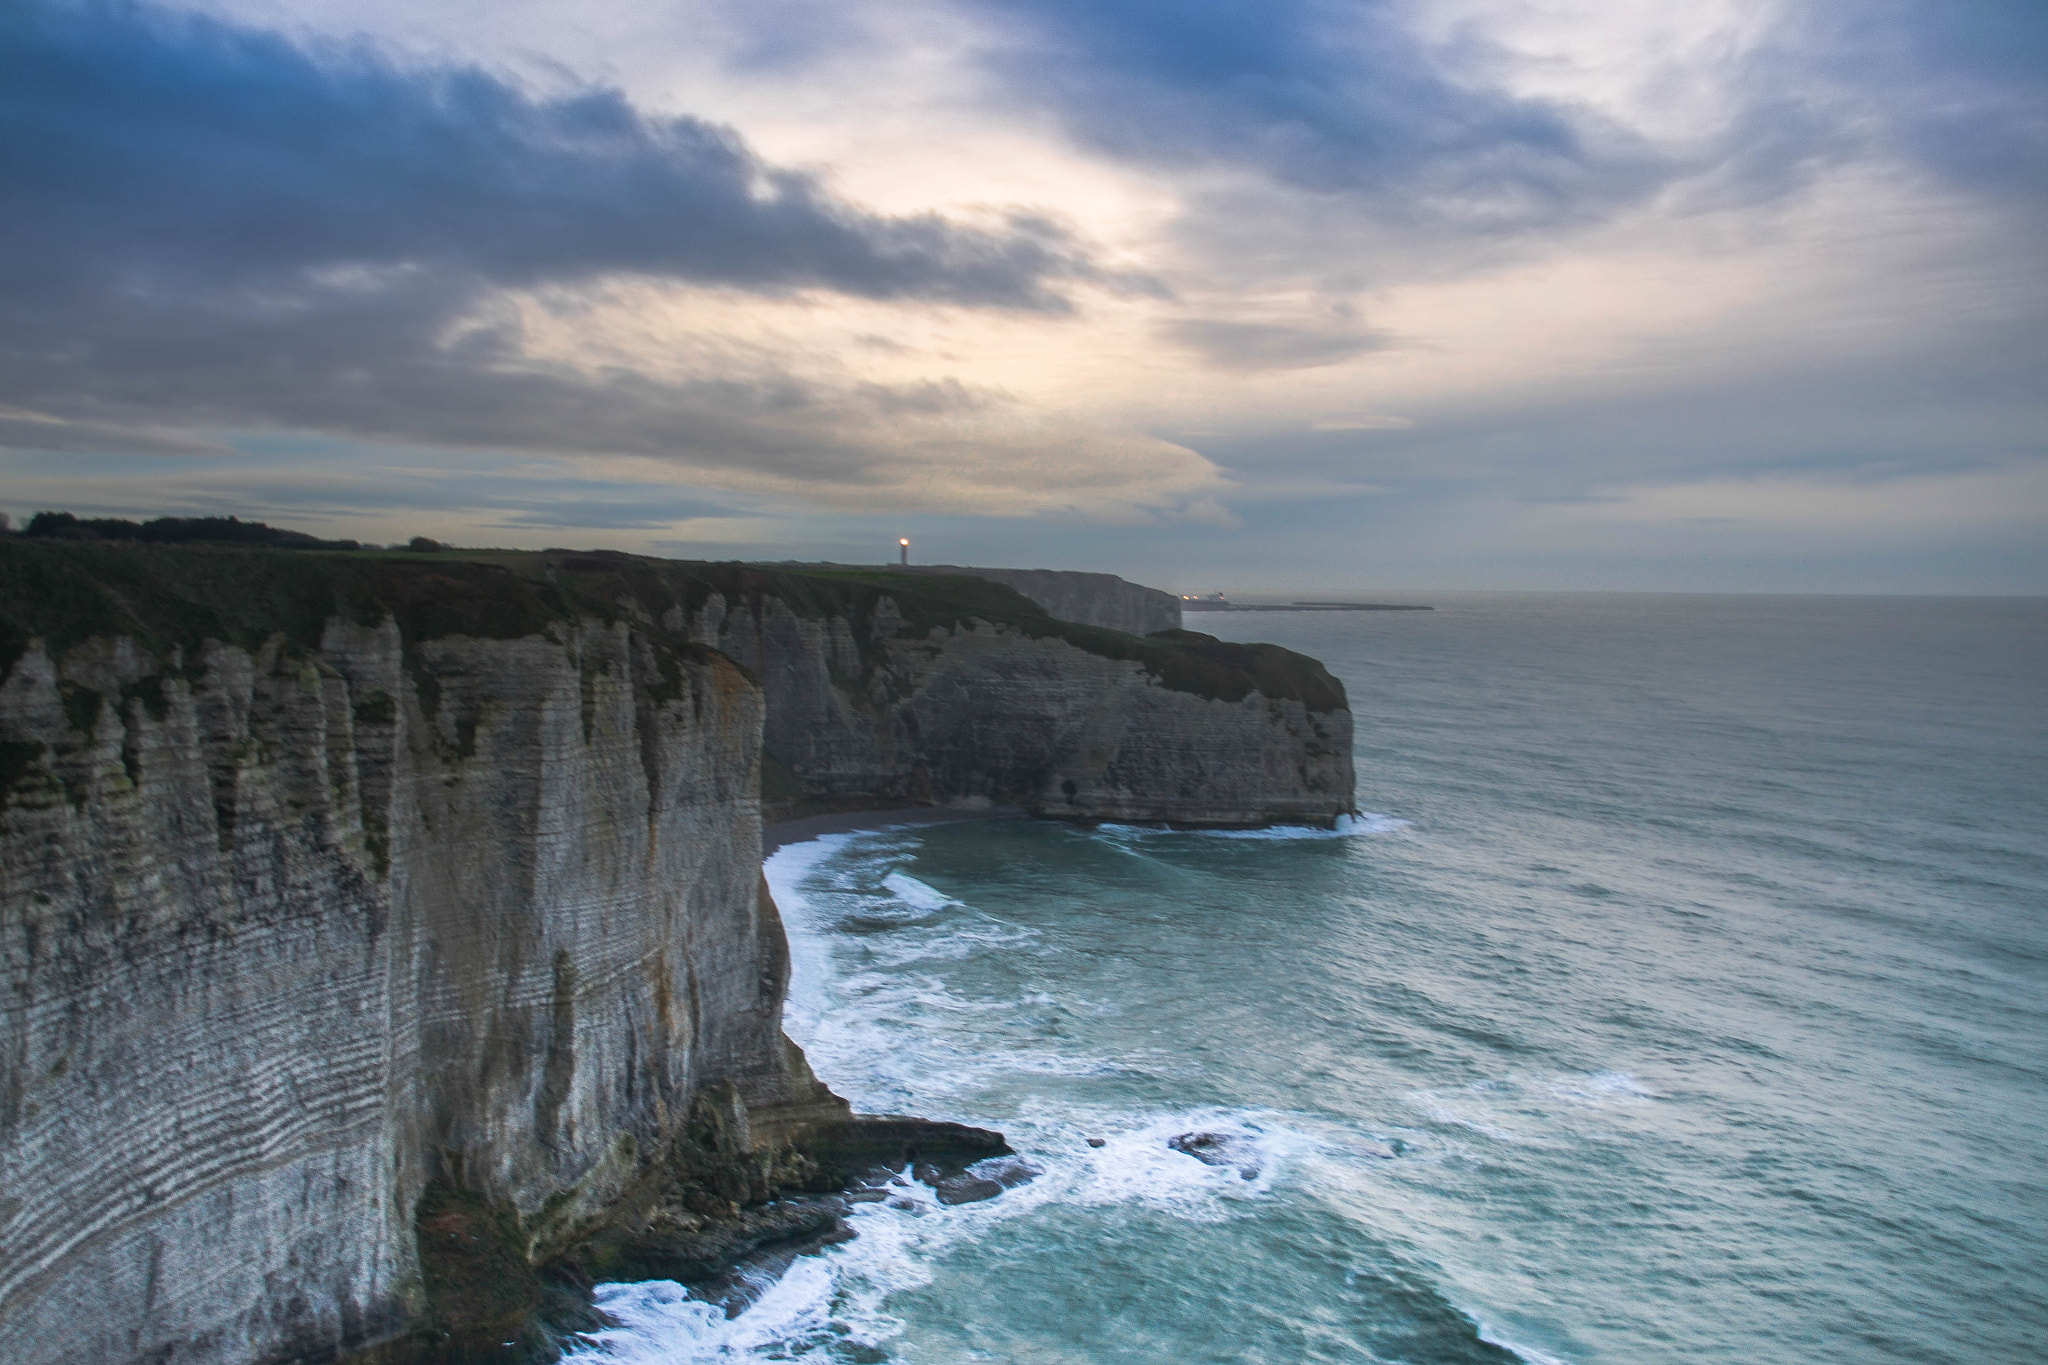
<box><xmin>0</xmin><ymin>543</ymin><xmax>1355</xmax><ymax>1364</ymax></box>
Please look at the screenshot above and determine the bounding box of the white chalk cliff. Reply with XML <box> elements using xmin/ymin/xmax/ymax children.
<box><xmin>0</xmin><ymin>545</ymin><xmax>1353</xmax><ymax>1364</ymax></box>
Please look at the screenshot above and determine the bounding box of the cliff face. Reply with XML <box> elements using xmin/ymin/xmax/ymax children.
<box><xmin>696</xmin><ymin>599</ymin><xmax>1353</xmax><ymax>826</ymax></box>
<box><xmin>0</xmin><ymin>548</ymin><xmax>835</xmax><ymax>1365</ymax></box>
<box><xmin>901</xmin><ymin>566</ymin><xmax>1181</xmax><ymax>635</ymax></box>
<box><xmin>0</xmin><ymin>543</ymin><xmax>1354</xmax><ymax>1365</ymax></box>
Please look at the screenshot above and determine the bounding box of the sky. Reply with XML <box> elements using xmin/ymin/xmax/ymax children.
<box><xmin>2</xmin><ymin>0</ymin><xmax>2044</xmax><ymax>592</ymax></box>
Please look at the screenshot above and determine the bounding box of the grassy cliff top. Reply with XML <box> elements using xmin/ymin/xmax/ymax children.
<box><xmin>0</xmin><ymin>540</ymin><xmax>1347</xmax><ymax>713</ymax></box>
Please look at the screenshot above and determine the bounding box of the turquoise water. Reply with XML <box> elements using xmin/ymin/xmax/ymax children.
<box><xmin>578</xmin><ymin>594</ymin><xmax>2048</xmax><ymax>1365</ymax></box>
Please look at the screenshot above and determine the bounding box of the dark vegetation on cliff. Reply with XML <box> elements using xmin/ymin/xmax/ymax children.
<box><xmin>0</xmin><ymin>538</ymin><xmax>1346</xmax><ymax>714</ymax></box>
<box><xmin>16</xmin><ymin>510</ymin><xmax>364</xmax><ymax>550</ymax></box>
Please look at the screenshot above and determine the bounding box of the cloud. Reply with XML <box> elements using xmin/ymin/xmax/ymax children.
<box><xmin>966</xmin><ymin>0</ymin><xmax>1672</xmax><ymax>232</ymax></box>
<box><xmin>0</xmin><ymin>0</ymin><xmax>1129</xmax><ymax>487</ymax></box>
<box><xmin>0</xmin><ymin>393</ymin><xmax>1240</xmax><ymax>531</ymax></box>
<box><xmin>0</xmin><ymin>408</ymin><xmax>236</xmax><ymax>456</ymax></box>
<box><xmin>1775</xmin><ymin>0</ymin><xmax>2048</xmax><ymax>211</ymax></box>
<box><xmin>480</xmin><ymin>496</ymin><xmax>743</xmax><ymax>530</ymax></box>
<box><xmin>1310</xmin><ymin>416</ymin><xmax>1413</xmax><ymax>432</ymax></box>
<box><xmin>1549</xmin><ymin>462</ymin><xmax>2048</xmax><ymax>536</ymax></box>
<box><xmin>951</xmin><ymin>0</ymin><xmax>2048</xmax><ymax>301</ymax></box>
<box><xmin>1162</xmin><ymin>319</ymin><xmax>1394</xmax><ymax>371</ymax></box>
<box><xmin>0</xmin><ymin>0</ymin><xmax>1095</xmax><ymax>307</ymax></box>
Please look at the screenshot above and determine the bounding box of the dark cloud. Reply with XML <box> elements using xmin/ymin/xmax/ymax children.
<box><xmin>1648</xmin><ymin>1</ymin><xmax>2048</xmax><ymax>229</ymax></box>
<box><xmin>0</xmin><ymin>0</ymin><xmax>1093</xmax><ymax>305</ymax></box>
<box><xmin>0</xmin><ymin>0</ymin><xmax>1089</xmax><ymax>462</ymax></box>
<box><xmin>964</xmin><ymin>0</ymin><xmax>2048</xmax><ymax>252</ymax></box>
<box><xmin>1162</xmin><ymin>319</ymin><xmax>1392</xmax><ymax>371</ymax></box>
<box><xmin>967</xmin><ymin>0</ymin><xmax>1670</xmax><ymax>232</ymax></box>
<box><xmin>1784</xmin><ymin>0</ymin><xmax>2048</xmax><ymax>209</ymax></box>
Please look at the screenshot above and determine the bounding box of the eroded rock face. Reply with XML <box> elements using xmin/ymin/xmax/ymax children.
<box><xmin>696</xmin><ymin>598</ymin><xmax>1355</xmax><ymax>827</ymax></box>
<box><xmin>0</xmin><ymin>616</ymin><xmax>833</xmax><ymax>1365</ymax></box>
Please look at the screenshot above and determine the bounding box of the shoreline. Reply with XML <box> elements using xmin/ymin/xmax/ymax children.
<box><xmin>762</xmin><ymin>805</ymin><xmax>1026</xmax><ymax>856</ymax></box>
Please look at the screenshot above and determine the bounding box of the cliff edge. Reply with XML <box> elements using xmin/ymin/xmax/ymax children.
<box><xmin>0</xmin><ymin>542</ymin><xmax>1355</xmax><ymax>1365</ymax></box>
<box><xmin>662</xmin><ymin>561</ymin><xmax>1351</xmax><ymax>827</ymax></box>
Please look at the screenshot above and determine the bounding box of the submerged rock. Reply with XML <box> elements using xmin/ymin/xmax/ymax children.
<box><xmin>803</xmin><ymin>1114</ymin><xmax>1015</xmax><ymax>1193</ymax></box>
<box><xmin>1168</xmin><ymin>1131</ymin><xmax>1264</xmax><ymax>1180</ymax></box>
<box><xmin>932</xmin><ymin>1156</ymin><xmax>1042</xmax><ymax>1206</ymax></box>
<box><xmin>973</xmin><ymin>1155</ymin><xmax>1043</xmax><ymax>1189</ymax></box>
<box><xmin>820</xmin><ymin>1122</ymin><xmax>1043</xmax><ymax>1207</ymax></box>
<box><xmin>933</xmin><ymin>1175</ymin><xmax>1006</xmax><ymax>1205</ymax></box>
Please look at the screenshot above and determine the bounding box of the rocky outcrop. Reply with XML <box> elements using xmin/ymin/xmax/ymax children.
<box><xmin>901</xmin><ymin>565</ymin><xmax>1181</xmax><ymax>635</ymax></box>
<box><xmin>0</xmin><ymin>542</ymin><xmax>1356</xmax><ymax>1365</ymax></box>
<box><xmin>691</xmin><ymin>586</ymin><xmax>1352</xmax><ymax>827</ymax></box>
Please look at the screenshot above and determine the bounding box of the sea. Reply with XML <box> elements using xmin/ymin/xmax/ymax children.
<box><xmin>571</xmin><ymin>593</ymin><xmax>2048</xmax><ymax>1365</ymax></box>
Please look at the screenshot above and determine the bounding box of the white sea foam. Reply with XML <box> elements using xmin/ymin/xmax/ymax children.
<box><xmin>878</xmin><ymin>869</ymin><xmax>957</xmax><ymax>913</ymax></box>
<box><xmin>1476</xmin><ymin>1319</ymin><xmax>1576</xmax><ymax>1365</ymax></box>
<box><xmin>765</xmin><ymin>833</ymin><xmax>861</xmax><ymax>1049</ymax></box>
<box><xmin>1410</xmin><ymin>1089</ymin><xmax>1531</xmax><ymax>1144</ymax></box>
<box><xmin>862</xmin><ymin>916</ymin><xmax>1039</xmax><ymax>968</ymax></box>
<box><xmin>566</xmin><ymin>1155</ymin><xmax>1063</xmax><ymax>1361</ymax></box>
<box><xmin>1069</xmin><ymin>1112</ymin><xmax>1310</xmax><ymax>1215</ymax></box>
<box><xmin>671</xmin><ymin>833</ymin><xmax>1395</xmax><ymax>1362</ymax></box>
<box><xmin>765</xmin><ymin>832</ymin><xmax>860</xmax><ymax>907</ymax></box>
<box><xmin>1410</xmin><ymin>1070</ymin><xmax>1659</xmax><ymax>1147</ymax></box>
<box><xmin>1551</xmin><ymin>1071</ymin><xmax>1658</xmax><ymax>1105</ymax></box>
<box><xmin>770</xmin><ymin>833</ymin><xmax>1066</xmax><ymax>1110</ymax></box>
<box><xmin>1206</xmin><ymin>811</ymin><xmax>1412</xmax><ymax>839</ymax></box>
<box><xmin>568</xmin><ymin>1259</ymin><xmax>841</xmax><ymax>1362</ymax></box>
<box><xmin>1098</xmin><ymin>811</ymin><xmax>1410</xmax><ymax>842</ymax></box>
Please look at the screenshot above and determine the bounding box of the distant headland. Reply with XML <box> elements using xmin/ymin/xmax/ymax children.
<box><xmin>1180</xmin><ymin>592</ymin><xmax>1433</xmax><ymax>612</ymax></box>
